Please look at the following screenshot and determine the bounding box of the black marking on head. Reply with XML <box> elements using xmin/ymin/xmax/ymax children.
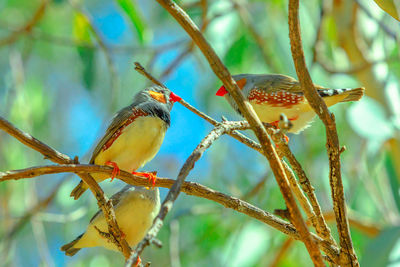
<box><xmin>138</xmin><ymin>102</ymin><xmax>171</xmax><ymax>127</ymax></box>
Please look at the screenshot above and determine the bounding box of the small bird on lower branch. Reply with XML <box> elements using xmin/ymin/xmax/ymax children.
<box><xmin>70</xmin><ymin>86</ymin><xmax>181</xmax><ymax>199</ymax></box>
<box><xmin>61</xmin><ymin>185</ymin><xmax>160</xmax><ymax>256</ymax></box>
<box><xmin>216</xmin><ymin>74</ymin><xmax>364</xmax><ymax>133</ymax></box>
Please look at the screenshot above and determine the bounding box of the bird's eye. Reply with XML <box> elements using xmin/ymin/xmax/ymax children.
<box><xmin>149</xmin><ymin>90</ymin><xmax>167</xmax><ymax>103</ymax></box>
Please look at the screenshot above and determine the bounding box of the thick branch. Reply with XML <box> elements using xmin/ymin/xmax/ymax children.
<box><xmin>125</xmin><ymin>121</ymin><xmax>251</xmax><ymax>266</ymax></box>
<box><xmin>288</xmin><ymin>0</ymin><xmax>357</xmax><ymax>266</ymax></box>
<box><xmin>0</xmin><ymin>116</ymin><xmax>130</xmax><ymax>258</ymax></box>
<box><xmin>0</xmin><ymin>164</ymin><xmax>340</xmax><ymax>263</ymax></box>
<box><xmin>140</xmin><ymin>2</ymin><xmax>325</xmax><ymax>263</ymax></box>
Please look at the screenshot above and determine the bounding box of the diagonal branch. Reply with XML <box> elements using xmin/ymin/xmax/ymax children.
<box><xmin>0</xmin><ymin>116</ymin><xmax>131</xmax><ymax>258</ymax></box>
<box><xmin>288</xmin><ymin>0</ymin><xmax>358</xmax><ymax>266</ymax></box>
<box><xmin>0</xmin><ymin>0</ymin><xmax>48</xmax><ymax>46</ymax></box>
<box><xmin>0</xmin><ymin>164</ymin><xmax>340</xmax><ymax>263</ymax></box>
<box><xmin>151</xmin><ymin>1</ymin><xmax>325</xmax><ymax>265</ymax></box>
<box><xmin>125</xmin><ymin>120</ymin><xmax>254</xmax><ymax>266</ymax></box>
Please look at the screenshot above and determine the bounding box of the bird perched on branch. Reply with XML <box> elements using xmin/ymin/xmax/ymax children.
<box><xmin>70</xmin><ymin>86</ymin><xmax>181</xmax><ymax>199</ymax></box>
<box><xmin>216</xmin><ymin>74</ymin><xmax>364</xmax><ymax>133</ymax></box>
<box><xmin>61</xmin><ymin>185</ymin><xmax>160</xmax><ymax>255</ymax></box>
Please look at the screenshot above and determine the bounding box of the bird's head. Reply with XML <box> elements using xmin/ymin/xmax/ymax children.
<box><xmin>134</xmin><ymin>85</ymin><xmax>181</xmax><ymax>111</ymax></box>
<box><xmin>215</xmin><ymin>75</ymin><xmax>248</xmax><ymax>97</ymax></box>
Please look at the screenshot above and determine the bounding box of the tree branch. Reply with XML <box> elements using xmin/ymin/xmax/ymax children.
<box><xmin>125</xmin><ymin>120</ymin><xmax>256</xmax><ymax>266</ymax></box>
<box><xmin>0</xmin><ymin>163</ymin><xmax>340</xmax><ymax>263</ymax></box>
<box><xmin>0</xmin><ymin>116</ymin><xmax>131</xmax><ymax>258</ymax></box>
<box><xmin>288</xmin><ymin>0</ymin><xmax>358</xmax><ymax>265</ymax></box>
<box><xmin>146</xmin><ymin>2</ymin><xmax>325</xmax><ymax>264</ymax></box>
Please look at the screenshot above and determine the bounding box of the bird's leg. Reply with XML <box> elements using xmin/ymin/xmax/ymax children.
<box><xmin>132</xmin><ymin>171</ymin><xmax>158</xmax><ymax>187</ymax></box>
<box><xmin>105</xmin><ymin>161</ymin><xmax>120</xmax><ymax>181</ymax></box>
<box><xmin>134</xmin><ymin>256</ymin><xmax>142</xmax><ymax>267</ymax></box>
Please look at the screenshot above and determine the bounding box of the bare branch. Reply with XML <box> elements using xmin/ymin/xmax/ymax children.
<box><xmin>0</xmin><ymin>116</ymin><xmax>130</xmax><ymax>258</ymax></box>
<box><xmin>126</xmin><ymin>120</ymin><xmax>253</xmax><ymax>266</ymax></box>
<box><xmin>0</xmin><ymin>0</ymin><xmax>48</xmax><ymax>46</ymax></box>
<box><xmin>0</xmin><ymin>163</ymin><xmax>340</xmax><ymax>263</ymax></box>
<box><xmin>288</xmin><ymin>0</ymin><xmax>358</xmax><ymax>265</ymax></box>
<box><xmin>151</xmin><ymin>1</ymin><xmax>325</xmax><ymax>264</ymax></box>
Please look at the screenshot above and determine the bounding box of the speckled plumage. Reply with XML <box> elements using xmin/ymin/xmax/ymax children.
<box><xmin>217</xmin><ymin>74</ymin><xmax>364</xmax><ymax>133</ymax></box>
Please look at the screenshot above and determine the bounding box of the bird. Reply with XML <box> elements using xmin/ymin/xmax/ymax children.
<box><xmin>61</xmin><ymin>185</ymin><xmax>160</xmax><ymax>256</ymax></box>
<box><xmin>70</xmin><ymin>86</ymin><xmax>181</xmax><ymax>199</ymax></box>
<box><xmin>216</xmin><ymin>74</ymin><xmax>364</xmax><ymax>133</ymax></box>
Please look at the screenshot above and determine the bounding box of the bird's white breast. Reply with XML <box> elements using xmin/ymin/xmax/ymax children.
<box><xmin>251</xmin><ymin>102</ymin><xmax>316</xmax><ymax>133</ymax></box>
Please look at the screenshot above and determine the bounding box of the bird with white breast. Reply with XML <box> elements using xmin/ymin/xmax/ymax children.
<box><xmin>216</xmin><ymin>74</ymin><xmax>364</xmax><ymax>133</ymax></box>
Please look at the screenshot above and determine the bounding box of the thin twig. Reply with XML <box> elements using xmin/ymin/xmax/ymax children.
<box><xmin>272</xmin><ymin>130</ymin><xmax>336</xmax><ymax>245</ymax></box>
<box><xmin>288</xmin><ymin>0</ymin><xmax>358</xmax><ymax>265</ymax></box>
<box><xmin>134</xmin><ymin>61</ymin><xmax>264</xmax><ymax>153</ymax></box>
<box><xmin>151</xmin><ymin>2</ymin><xmax>325</xmax><ymax>264</ymax></box>
<box><xmin>125</xmin><ymin>120</ymin><xmax>255</xmax><ymax>266</ymax></box>
<box><xmin>0</xmin><ymin>163</ymin><xmax>340</xmax><ymax>263</ymax></box>
<box><xmin>0</xmin><ymin>0</ymin><xmax>48</xmax><ymax>46</ymax></box>
<box><xmin>0</xmin><ymin>116</ymin><xmax>131</xmax><ymax>258</ymax></box>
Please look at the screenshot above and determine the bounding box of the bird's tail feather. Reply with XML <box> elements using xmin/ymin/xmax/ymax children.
<box><xmin>61</xmin><ymin>234</ymin><xmax>83</xmax><ymax>256</ymax></box>
<box><xmin>340</xmin><ymin>87</ymin><xmax>365</xmax><ymax>102</ymax></box>
<box><xmin>318</xmin><ymin>87</ymin><xmax>365</xmax><ymax>102</ymax></box>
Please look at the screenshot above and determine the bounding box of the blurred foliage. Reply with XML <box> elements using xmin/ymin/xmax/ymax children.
<box><xmin>0</xmin><ymin>0</ymin><xmax>399</xmax><ymax>266</ymax></box>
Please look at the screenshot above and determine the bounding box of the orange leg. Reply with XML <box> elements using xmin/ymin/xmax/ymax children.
<box><xmin>105</xmin><ymin>161</ymin><xmax>120</xmax><ymax>181</ymax></box>
<box><xmin>134</xmin><ymin>256</ymin><xmax>141</xmax><ymax>267</ymax></box>
<box><xmin>132</xmin><ymin>171</ymin><xmax>157</xmax><ymax>187</ymax></box>
<box><xmin>284</xmin><ymin>135</ymin><xmax>289</xmax><ymax>143</ymax></box>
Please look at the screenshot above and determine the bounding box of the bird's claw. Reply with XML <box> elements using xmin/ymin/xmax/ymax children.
<box><xmin>132</xmin><ymin>171</ymin><xmax>158</xmax><ymax>187</ymax></box>
<box><xmin>105</xmin><ymin>161</ymin><xmax>120</xmax><ymax>181</ymax></box>
<box><xmin>134</xmin><ymin>256</ymin><xmax>141</xmax><ymax>267</ymax></box>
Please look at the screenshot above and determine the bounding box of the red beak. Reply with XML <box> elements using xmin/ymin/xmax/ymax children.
<box><xmin>215</xmin><ymin>86</ymin><xmax>228</xmax><ymax>96</ymax></box>
<box><xmin>169</xmin><ymin>92</ymin><xmax>182</xmax><ymax>103</ymax></box>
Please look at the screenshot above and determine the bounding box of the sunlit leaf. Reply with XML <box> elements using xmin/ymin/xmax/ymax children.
<box><xmin>373</xmin><ymin>0</ymin><xmax>400</xmax><ymax>21</ymax></box>
<box><xmin>115</xmin><ymin>0</ymin><xmax>147</xmax><ymax>43</ymax></box>
<box><xmin>73</xmin><ymin>12</ymin><xmax>95</xmax><ymax>90</ymax></box>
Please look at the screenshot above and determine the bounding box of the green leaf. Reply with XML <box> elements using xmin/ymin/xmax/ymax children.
<box><xmin>72</xmin><ymin>12</ymin><xmax>95</xmax><ymax>90</ymax></box>
<box><xmin>72</xmin><ymin>12</ymin><xmax>92</xmax><ymax>44</ymax></box>
<box><xmin>115</xmin><ymin>0</ymin><xmax>147</xmax><ymax>43</ymax></box>
<box><xmin>224</xmin><ymin>35</ymin><xmax>250</xmax><ymax>68</ymax></box>
<box><xmin>385</xmin><ymin>153</ymin><xmax>400</xmax><ymax>213</ymax></box>
<box><xmin>361</xmin><ymin>226</ymin><xmax>400</xmax><ymax>267</ymax></box>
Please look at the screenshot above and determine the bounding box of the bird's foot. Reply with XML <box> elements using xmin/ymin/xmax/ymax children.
<box><xmin>284</xmin><ymin>134</ymin><xmax>289</xmax><ymax>143</ymax></box>
<box><xmin>132</xmin><ymin>171</ymin><xmax>158</xmax><ymax>187</ymax></box>
<box><xmin>134</xmin><ymin>256</ymin><xmax>141</xmax><ymax>267</ymax></box>
<box><xmin>105</xmin><ymin>161</ymin><xmax>120</xmax><ymax>181</ymax></box>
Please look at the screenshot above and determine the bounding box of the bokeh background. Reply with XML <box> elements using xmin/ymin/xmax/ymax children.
<box><xmin>1</xmin><ymin>0</ymin><xmax>399</xmax><ymax>266</ymax></box>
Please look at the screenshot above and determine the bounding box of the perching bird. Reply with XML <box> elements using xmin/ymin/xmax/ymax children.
<box><xmin>216</xmin><ymin>74</ymin><xmax>364</xmax><ymax>133</ymax></box>
<box><xmin>61</xmin><ymin>185</ymin><xmax>160</xmax><ymax>255</ymax></box>
<box><xmin>70</xmin><ymin>86</ymin><xmax>181</xmax><ymax>199</ymax></box>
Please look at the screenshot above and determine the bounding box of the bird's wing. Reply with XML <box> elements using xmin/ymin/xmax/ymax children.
<box><xmin>251</xmin><ymin>74</ymin><xmax>326</xmax><ymax>94</ymax></box>
<box><xmin>89</xmin><ymin>106</ymin><xmax>134</xmax><ymax>164</ymax></box>
<box><xmin>88</xmin><ymin>185</ymin><xmax>132</xmax><ymax>223</ymax></box>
